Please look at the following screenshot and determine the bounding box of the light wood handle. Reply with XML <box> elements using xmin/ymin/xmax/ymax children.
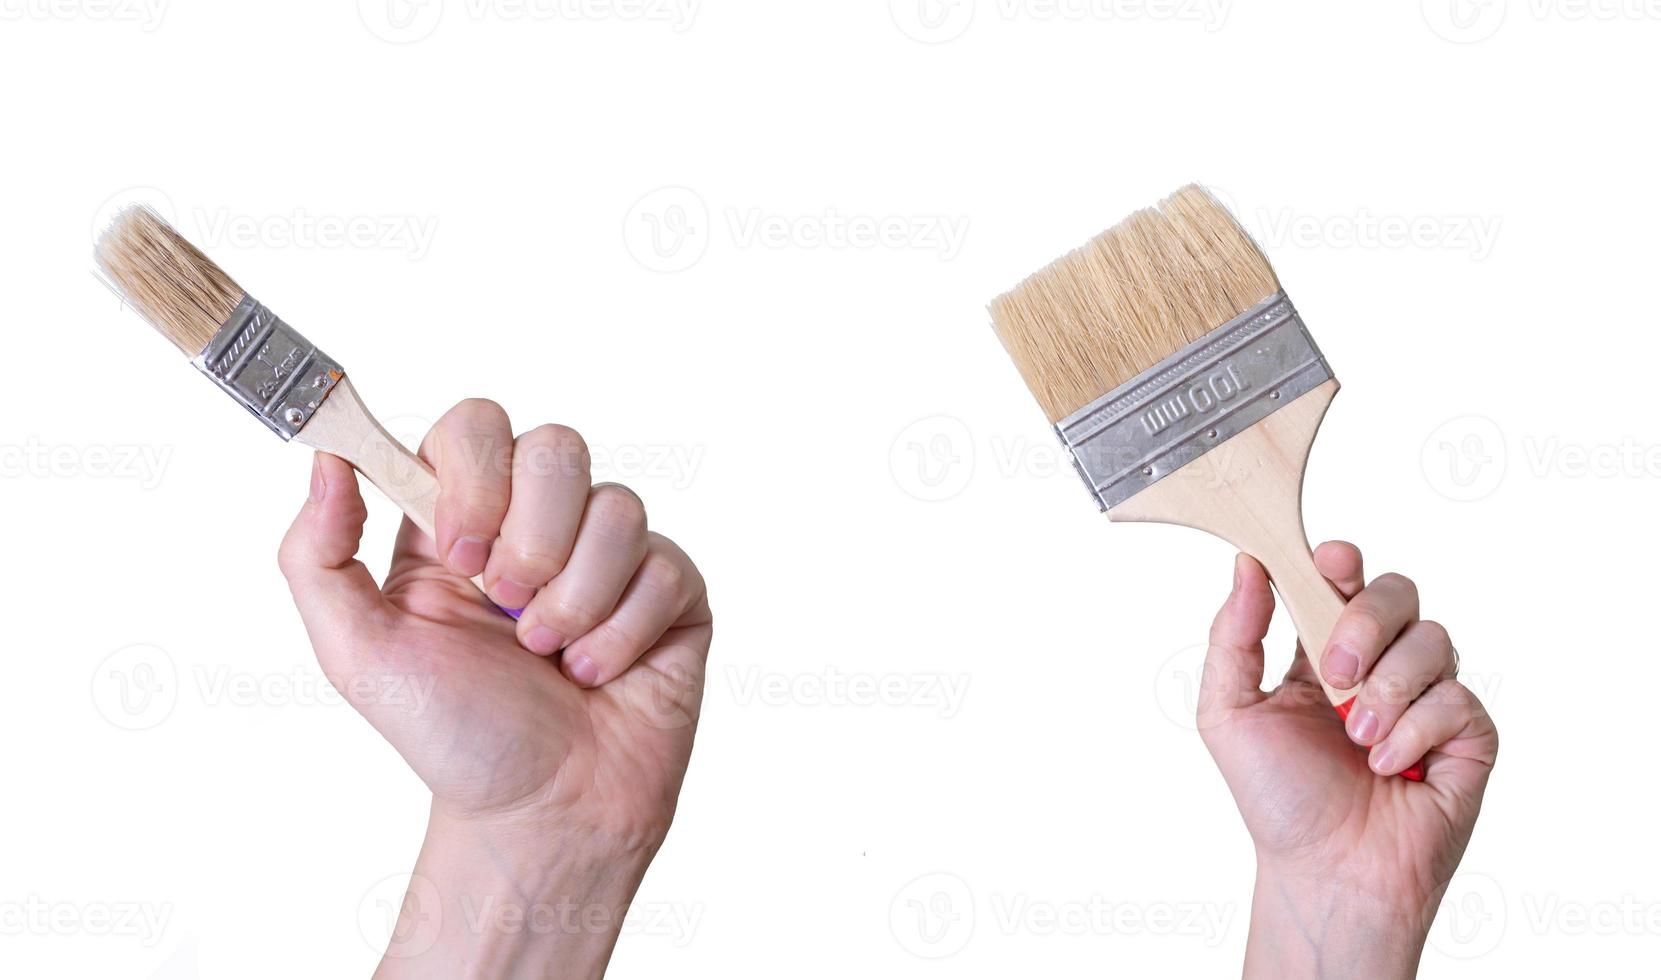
<box><xmin>294</xmin><ymin>378</ymin><xmax>498</xmax><ymax>606</ymax></box>
<box><xmin>1110</xmin><ymin>379</ymin><xmax>1423</xmax><ymax>780</ymax></box>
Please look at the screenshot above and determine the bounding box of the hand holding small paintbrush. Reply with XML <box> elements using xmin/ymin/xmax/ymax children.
<box><xmin>96</xmin><ymin>208</ymin><xmax>714</xmax><ymax>974</ymax></box>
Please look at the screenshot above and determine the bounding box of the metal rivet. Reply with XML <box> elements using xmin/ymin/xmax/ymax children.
<box><xmin>1141</xmin><ymin>465</ymin><xmax>1154</xmax><ymax>476</ymax></box>
<box><xmin>1269</xmin><ymin>390</ymin><xmax>1281</xmax><ymax>400</ymax></box>
<box><xmin>284</xmin><ymin>408</ymin><xmax>305</xmax><ymax>426</ymax></box>
<box><xmin>1207</xmin><ymin>428</ymin><xmax>1218</xmax><ymax>438</ymax></box>
<box><xmin>312</xmin><ymin>374</ymin><xmax>328</xmax><ymax>388</ymax></box>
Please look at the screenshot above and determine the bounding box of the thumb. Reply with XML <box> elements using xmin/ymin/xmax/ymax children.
<box><xmin>1200</xmin><ymin>554</ymin><xmax>1275</xmax><ymax>725</ymax></box>
<box><xmin>278</xmin><ymin>453</ymin><xmax>394</xmax><ymax>668</ymax></box>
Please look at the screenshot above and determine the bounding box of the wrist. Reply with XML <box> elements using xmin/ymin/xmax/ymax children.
<box><xmin>1244</xmin><ymin>862</ymin><xmax>1428</xmax><ymax>980</ymax></box>
<box><xmin>374</xmin><ymin>803</ymin><xmax>658</xmax><ymax>980</ymax></box>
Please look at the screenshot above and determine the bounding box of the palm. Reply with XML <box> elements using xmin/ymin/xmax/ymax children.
<box><xmin>327</xmin><ymin>520</ymin><xmax>707</xmax><ymax>837</ymax></box>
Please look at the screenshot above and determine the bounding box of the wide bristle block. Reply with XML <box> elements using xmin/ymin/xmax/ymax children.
<box><xmin>95</xmin><ymin>206</ymin><xmax>245</xmax><ymax>357</ymax></box>
<box><xmin>989</xmin><ymin>185</ymin><xmax>1279</xmax><ymax>423</ymax></box>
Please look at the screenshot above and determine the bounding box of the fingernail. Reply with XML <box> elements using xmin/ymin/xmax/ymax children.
<box><xmin>447</xmin><ymin>536</ymin><xmax>491</xmax><ymax>576</ymax></box>
<box><xmin>1232</xmin><ymin>555</ymin><xmax>1244</xmax><ymax>591</ymax></box>
<box><xmin>490</xmin><ymin>577</ymin><xmax>537</xmax><ymax>609</ymax></box>
<box><xmin>1371</xmin><ymin>746</ymin><xmax>1396</xmax><ymax>774</ymax></box>
<box><xmin>309</xmin><ymin>455</ymin><xmax>326</xmax><ymax>503</ymax></box>
<box><xmin>1349</xmin><ymin>708</ymin><xmax>1379</xmax><ymax>743</ymax></box>
<box><xmin>524</xmin><ymin>626</ymin><xmax>564</xmax><ymax>656</ymax></box>
<box><xmin>564</xmin><ymin>653</ymin><xmax>599</xmax><ymax>687</ymax></box>
<box><xmin>1325</xmin><ymin>646</ymin><xmax>1360</xmax><ymax>687</ymax></box>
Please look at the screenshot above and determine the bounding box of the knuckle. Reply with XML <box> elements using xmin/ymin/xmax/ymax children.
<box><xmin>1340</xmin><ymin>604</ymin><xmax>1389</xmax><ymax>646</ymax></box>
<box><xmin>1417</xmin><ymin>619</ymin><xmax>1452</xmax><ymax>649</ymax></box>
<box><xmin>451</xmin><ymin>397</ymin><xmax>509</xmax><ymax>426</ymax></box>
<box><xmin>1374</xmin><ymin>572</ymin><xmax>1419</xmax><ymax>602</ymax></box>
<box><xmin>637</xmin><ymin>554</ymin><xmax>687</xmax><ymax>599</ymax></box>
<box><xmin>588</xmin><ymin>485</ymin><xmax>647</xmax><ymax>537</ymax></box>
<box><xmin>549</xmin><ymin>595</ymin><xmax>608</xmax><ymax>631</ymax></box>
<box><xmin>518</xmin><ymin>424</ymin><xmax>590</xmax><ymax>479</ymax></box>
<box><xmin>505</xmin><ymin>534</ymin><xmax>572</xmax><ymax>571</ymax></box>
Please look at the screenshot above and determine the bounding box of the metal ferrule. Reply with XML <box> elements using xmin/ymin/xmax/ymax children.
<box><xmin>191</xmin><ymin>295</ymin><xmax>344</xmax><ymax>440</ymax></box>
<box><xmin>1055</xmin><ymin>291</ymin><xmax>1333</xmax><ymax>510</ymax></box>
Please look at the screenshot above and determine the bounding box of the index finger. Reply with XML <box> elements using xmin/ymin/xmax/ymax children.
<box><xmin>420</xmin><ymin>398</ymin><xmax>515</xmax><ymax>577</ymax></box>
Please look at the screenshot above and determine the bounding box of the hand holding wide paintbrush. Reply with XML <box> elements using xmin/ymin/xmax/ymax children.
<box><xmin>1204</xmin><ymin>542</ymin><xmax>1497</xmax><ymax>978</ymax></box>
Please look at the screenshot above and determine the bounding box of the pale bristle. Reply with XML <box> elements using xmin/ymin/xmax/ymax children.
<box><xmin>989</xmin><ymin>185</ymin><xmax>1279</xmax><ymax>423</ymax></box>
<box><xmin>95</xmin><ymin>206</ymin><xmax>244</xmax><ymax>356</ymax></box>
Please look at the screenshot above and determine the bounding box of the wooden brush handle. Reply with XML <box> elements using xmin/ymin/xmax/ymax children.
<box><xmin>1111</xmin><ymin>379</ymin><xmax>1424</xmax><ymax>781</ymax></box>
<box><xmin>294</xmin><ymin>378</ymin><xmax>515</xmax><ymax>615</ymax></box>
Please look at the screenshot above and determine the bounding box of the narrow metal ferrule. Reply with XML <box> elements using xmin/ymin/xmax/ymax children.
<box><xmin>191</xmin><ymin>295</ymin><xmax>344</xmax><ymax>440</ymax></box>
<box><xmin>1054</xmin><ymin>291</ymin><xmax>1333</xmax><ymax>510</ymax></box>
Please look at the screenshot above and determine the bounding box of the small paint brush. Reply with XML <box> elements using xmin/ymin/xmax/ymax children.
<box><xmin>95</xmin><ymin>205</ymin><xmax>518</xmax><ymax>617</ymax></box>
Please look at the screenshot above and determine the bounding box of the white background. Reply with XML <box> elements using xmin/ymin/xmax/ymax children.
<box><xmin>2</xmin><ymin>1</ymin><xmax>1656</xmax><ymax>976</ymax></box>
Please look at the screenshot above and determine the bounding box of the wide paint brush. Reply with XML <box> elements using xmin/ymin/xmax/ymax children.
<box><xmin>989</xmin><ymin>184</ymin><xmax>1424</xmax><ymax>781</ymax></box>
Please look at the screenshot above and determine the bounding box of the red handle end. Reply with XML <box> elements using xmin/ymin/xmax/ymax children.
<box><xmin>1335</xmin><ymin>697</ymin><xmax>1426</xmax><ymax>782</ymax></box>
